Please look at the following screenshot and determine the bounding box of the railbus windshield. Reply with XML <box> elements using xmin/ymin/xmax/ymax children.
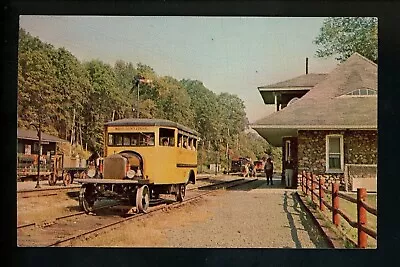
<box><xmin>104</xmin><ymin>118</ymin><xmax>199</xmax><ymax>185</ymax></box>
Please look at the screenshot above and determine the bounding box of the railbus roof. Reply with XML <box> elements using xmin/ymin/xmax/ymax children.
<box><xmin>104</xmin><ymin>118</ymin><xmax>199</xmax><ymax>137</ymax></box>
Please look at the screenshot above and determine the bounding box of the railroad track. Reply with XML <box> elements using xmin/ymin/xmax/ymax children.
<box><xmin>17</xmin><ymin>178</ymin><xmax>259</xmax><ymax>247</ymax></box>
<box><xmin>17</xmin><ymin>175</ymin><xmax>212</xmax><ymax>199</ymax></box>
<box><xmin>17</xmin><ymin>178</ymin><xmax>241</xmax><ymax>229</ymax></box>
<box><xmin>17</xmin><ymin>185</ymin><xmax>81</xmax><ymax>198</ymax></box>
<box><xmin>16</xmin><ymin>177</ymin><xmax>231</xmax><ymax>229</ymax></box>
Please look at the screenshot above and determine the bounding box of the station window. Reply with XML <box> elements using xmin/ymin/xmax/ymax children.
<box><xmin>33</xmin><ymin>143</ymin><xmax>40</xmax><ymax>154</ymax></box>
<box><xmin>326</xmin><ymin>135</ymin><xmax>344</xmax><ymax>172</ymax></box>
<box><xmin>346</xmin><ymin>88</ymin><xmax>377</xmax><ymax>96</ymax></box>
<box><xmin>17</xmin><ymin>142</ymin><xmax>24</xmax><ymax>154</ymax></box>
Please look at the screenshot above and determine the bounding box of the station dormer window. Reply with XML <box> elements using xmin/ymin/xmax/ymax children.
<box><xmin>346</xmin><ymin>88</ymin><xmax>377</xmax><ymax>96</ymax></box>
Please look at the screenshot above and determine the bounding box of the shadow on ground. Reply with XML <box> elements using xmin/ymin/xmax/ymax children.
<box><xmin>283</xmin><ymin>191</ymin><xmax>330</xmax><ymax>248</ymax></box>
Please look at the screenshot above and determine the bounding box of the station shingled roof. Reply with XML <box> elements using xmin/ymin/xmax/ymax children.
<box><xmin>252</xmin><ymin>53</ymin><xmax>377</xmax><ymax>128</ymax></box>
<box><xmin>17</xmin><ymin>128</ymin><xmax>67</xmax><ymax>143</ymax></box>
<box><xmin>258</xmin><ymin>73</ymin><xmax>328</xmax><ymax>89</ymax></box>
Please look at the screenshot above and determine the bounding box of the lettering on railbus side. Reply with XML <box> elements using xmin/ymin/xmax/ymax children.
<box><xmin>108</xmin><ymin>126</ymin><xmax>152</xmax><ymax>132</ymax></box>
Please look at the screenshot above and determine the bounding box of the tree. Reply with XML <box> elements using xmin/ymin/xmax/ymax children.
<box><xmin>313</xmin><ymin>17</ymin><xmax>378</xmax><ymax>63</ymax></box>
<box><xmin>52</xmin><ymin>47</ymin><xmax>92</xmax><ymax>140</ymax></box>
<box><xmin>18</xmin><ymin>30</ymin><xmax>59</xmax><ymax>135</ymax></box>
<box><xmin>17</xmin><ymin>27</ymin><xmax>275</xmax><ymax>163</ymax></box>
<box><xmin>180</xmin><ymin>79</ymin><xmax>221</xmax><ymax>141</ymax></box>
<box><xmin>113</xmin><ymin>60</ymin><xmax>138</xmax><ymax>119</ymax></box>
<box><xmin>83</xmin><ymin>59</ymin><xmax>119</xmax><ymax>152</ymax></box>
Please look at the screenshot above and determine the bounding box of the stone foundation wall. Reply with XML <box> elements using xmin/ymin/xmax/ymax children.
<box><xmin>297</xmin><ymin>130</ymin><xmax>377</xmax><ymax>190</ymax></box>
<box><xmin>297</xmin><ymin>173</ymin><xmax>345</xmax><ymax>191</ymax></box>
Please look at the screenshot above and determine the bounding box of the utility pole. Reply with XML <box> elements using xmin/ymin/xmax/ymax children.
<box><xmin>137</xmin><ymin>82</ymin><xmax>140</xmax><ymax>118</ymax></box>
<box><xmin>226</xmin><ymin>128</ymin><xmax>230</xmax><ymax>173</ymax></box>
<box><xmin>132</xmin><ymin>76</ymin><xmax>152</xmax><ymax>119</ymax></box>
<box><xmin>70</xmin><ymin>108</ymin><xmax>75</xmax><ymax>155</ymax></box>
<box><xmin>79</xmin><ymin>123</ymin><xmax>83</xmax><ymax>148</ymax></box>
<box><xmin>30</xmin><ymin>122</ymin><xmax>42</xmax><ymax>188</ymax></box>
<box><xmin>215</xmin><ymin>148</ymin><xmax>218</xmax><ymax>175</ymax></box>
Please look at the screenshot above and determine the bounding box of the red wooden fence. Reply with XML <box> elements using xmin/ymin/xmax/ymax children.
<box><xmin>300</xmin><ymin>170</ymin><xmax>377</xmax><ymax>248</ymax></box>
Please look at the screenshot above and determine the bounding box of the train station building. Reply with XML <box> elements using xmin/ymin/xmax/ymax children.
<box><xmin>251</xmin><ymin>53</ymin><xmax>377</xmax><ymax>192</ymax></box>
<box><xmin>17</xmin><ymin>128</ymin><xmax>67</xmax><ymax>156</ymax></box>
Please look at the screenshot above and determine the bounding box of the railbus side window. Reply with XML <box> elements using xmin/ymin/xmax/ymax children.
<box><xmin>108</xmin><ymin>134</ymin><xmax>113</xmax><ymax>146</ymax></box>
<box><xmin>123</xmin><ymin>135</ymin><xmax>130</xmax><ymax>146</ymax></box>
<box><xmin>159</xmin><ymin>128</ymin><xmax>175</xmax><ymax>146</ymax></box>
<box><xmin>178</xmin><ymin>133</ymin><xmax>183</xmax><ymax>147</ymax></box>
<box><xmin>139</xmin><ymin>132</ymin><xmax>155</xmax><ymax>146</ymax></box>
<box><xmin>189</xmin><ymin>137</ymin><xmax>194</xmax><ymax>150</ymax></box>
<box><xmin>131</xmin><ymin>133</ymin><xmax>139</xmax><ymax>146</ymax></box>
<box><xmin>193</xmin><ymin>138</ymin><xmax>197</xmax><ymax>150</ymax></box>
<box><xmin>183</xmin><ymin>135</ymin><xmax>189</xmax><ymax>149</ymax></box>
<box><xmin>115</xmin><ymin>134</ymin><xmax>123</xmax><ymax>146</ymax></box>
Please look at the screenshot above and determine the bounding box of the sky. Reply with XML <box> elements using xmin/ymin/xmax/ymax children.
<box><xmin>19</xmin><ymin>16</ymin><xmax>339</xmax><ymax>123</ymax></box>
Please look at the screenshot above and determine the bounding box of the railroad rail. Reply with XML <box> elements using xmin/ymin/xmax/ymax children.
<box><xmin>17</xmin><ymin>175</ymin><xmax>212</xmax><ymax>196</ymax></box>
<box><xmin>17</xmin><ymin>177</ymin><xmax>240</xmax><ymax>229</ymax></box>
<box><xmin>17</xmin><ymin>178</ymin><xmax>258</xmax><ymax>247</ymax></box>
<box><xmin>17</xmin><ymin>186</ymin><xmax>81</xmax><ymax>199</ymax></box>
<box><xmin>17</xmin><ymin>201</ymin><xmax>123</xmax><ymax>229</ymax></box>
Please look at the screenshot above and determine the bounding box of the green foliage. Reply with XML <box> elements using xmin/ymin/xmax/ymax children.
<box><xmin>314</xmin><ymin>17</ymin><xmax>378</xmax><ymax>63</ymax></box>
<box><xmin>17</xmin><ymin>27</ymin><xmax>276</xmax><ymax>162</ymax></box>
<box><xmin>18</xmin><ymin>29</ymin><xmax>59</xmax><ymax>134</ymax></box>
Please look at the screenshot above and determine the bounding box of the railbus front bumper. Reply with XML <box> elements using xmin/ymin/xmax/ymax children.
<box><xmin>74</xmin><ymin>178</ymin><xmax>152</xmax><ymax>185</ymax></box>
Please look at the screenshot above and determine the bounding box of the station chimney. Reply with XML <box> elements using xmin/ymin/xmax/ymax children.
<box><xmin>306</xmin><ymin>57</ymin><xmax>309</xmax><ymax>74</ymax></box>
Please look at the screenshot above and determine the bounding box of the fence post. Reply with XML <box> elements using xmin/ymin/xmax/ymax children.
<box><xmin>319</xmin><ymin>177</ymin><xmax>325</xmax><ymax>211</ymax></box>
<box><xmin>302</xmin><ymin>170</ymin><xmax>305</xmax><ymax>193</ymax></box>
<box><xmin>357</xmin><ymin>188</ymin><xmax>368</xmax><ymax>248</ymax></box>
<box><xmin>332</xmin><ymin>182</ymin><xmax>340</xmax><ymax>226</ymax></box>
<box><xmin>306</xmin><ymin>172</ymin><xmax>310</xmax><ymax>196</ymax></box>
<box><xmin>311</xmin><ymin>174</ymin><xmax>315</xmax><ymax>203</ymax></box>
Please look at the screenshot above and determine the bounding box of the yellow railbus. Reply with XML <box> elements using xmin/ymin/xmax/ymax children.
<box><xmin>75</xmin><ymin>118</ymin><xmax>199</xmax><ymax>213</ymax></box>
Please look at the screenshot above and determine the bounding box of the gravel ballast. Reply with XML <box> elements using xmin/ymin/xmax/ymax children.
<box><xmin>74</xmin><ymin>177</ymin><xmax>330</xmax><ymax>248</ymax></box>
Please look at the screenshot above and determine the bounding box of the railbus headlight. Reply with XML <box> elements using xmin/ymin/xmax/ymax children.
<box><xmin>127</xmin><ymin>170</ymin><xmax>136</xmax><ymax>179</ymax></box>
<box><xmin>87</xmin><ymin>169</ymin><xmax>96</xmax><ymax>178</ymax></box>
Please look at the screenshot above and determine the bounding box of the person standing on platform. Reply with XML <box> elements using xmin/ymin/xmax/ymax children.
<box><xmin>285</xmin><ymin>157</ymin><xmax>294</xmax><ymax>188</ymax></box>
<box><xmin>264</xmin><ymin>157</ymin><xmax>274</xmax><ymax>185</ymax></box>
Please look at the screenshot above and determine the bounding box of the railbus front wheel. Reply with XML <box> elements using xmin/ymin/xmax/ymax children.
<box><xmin>136</xmin><ymin>185</ymin><xmax>150</xmax><ymax>213</ymax></box>
<box><xmin>176</xmin><ymin>184</ymin><xmax>186</xmax><ymax>202</ymax></box>
<box><xmin>79</xmin><ymin>184</ymin><xmax>96</xmax><ymax>213</ymax></box>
